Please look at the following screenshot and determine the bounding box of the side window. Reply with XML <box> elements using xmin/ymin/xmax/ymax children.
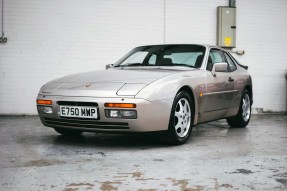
<box><xmin>224</xmin><ymin>53</ymin><xmax>237</xmax><ymax>72</ymax></box>
<box><xmin>206</xmin><ymin>49</ymin><xmax>225</xmax><ymax>71</ymax></box>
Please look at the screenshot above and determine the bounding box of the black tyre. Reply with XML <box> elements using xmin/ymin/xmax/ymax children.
<box><xmin>54</xmin><ymin>127</ymin><xmax>83</xmax><ymax>136</ymax></box>
<box><xmin>167</xmin><ymin>91</ymin><xmax>194</xmax><ymax>145</ymax></box>
<box><xmin>226</xmin><ymin>89</ymin><xmax>251</xmax><ymax>128</ymax></box>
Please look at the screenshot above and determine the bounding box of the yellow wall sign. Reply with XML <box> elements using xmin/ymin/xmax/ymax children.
<box><xmin>224</xmin><ymin>37</ymin><xmax>232</xmax><ymax>46</ymax></box>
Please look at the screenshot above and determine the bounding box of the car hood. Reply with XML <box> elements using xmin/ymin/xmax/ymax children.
<box><xmin>41</xmin><ymin>69</ymin><xmax>176</xmax><ymax>97</ymax></box>
<box><xmin>53</xmin><ymin>69</ymin><xmax>174</xmax><ymax>83</ymax></box>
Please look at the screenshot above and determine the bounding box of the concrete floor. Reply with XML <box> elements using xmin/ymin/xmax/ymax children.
<box><xmin>0</xmin><ymin>115</ymin><xmax>286</xmax><ymax>191</ymax></box>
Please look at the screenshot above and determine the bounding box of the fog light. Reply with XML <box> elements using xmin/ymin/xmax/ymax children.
<box><xmin>105</xmin><ymin>109</ymin><xmax>137</xmax><ymax>119</ymax></box>
<box><xmin>38</xmin><ymin>106</ymin><xmax>53</xmax><ymax>114</ymax></box>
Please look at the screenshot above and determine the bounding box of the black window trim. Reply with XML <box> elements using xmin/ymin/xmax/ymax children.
<box><xmin>222</xmin><ymin>51</ymin><xmax>237</xmax><ymax>72</ymax></box>
<box><xmin>227</xmin><ymin>52</ymin><xmax>249</xmax><ymax>70</ymax></box>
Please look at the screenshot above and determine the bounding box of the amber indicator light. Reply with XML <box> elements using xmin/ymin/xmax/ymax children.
<box><xmin>104</xmin><ymin>103</ymin><xmax>136</xmax><ymax>108</ymax></box>
<box><xmin>37</xmin><ymin>99</ymin><xmax>52</xmax><ymax>105</ymax></box>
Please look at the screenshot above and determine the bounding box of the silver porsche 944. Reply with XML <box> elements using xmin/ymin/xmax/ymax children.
<box><xmin>37</xmin><ymin>44</ymin><xmax>253</xmax><ymax>145</ymax></box>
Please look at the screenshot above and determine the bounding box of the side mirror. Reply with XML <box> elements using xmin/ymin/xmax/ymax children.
<box><xmin>211</xmin><ymin>62</ymin><xmax>228</xmax><ymax>76</ymax></box>
<box><xmin>106</xmin><ymin>64</ymin><xmax>114</xmax><ymax>70</ymax></box>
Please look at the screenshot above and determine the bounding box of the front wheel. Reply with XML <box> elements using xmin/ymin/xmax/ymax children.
<box><xmin>167</xmin><ymin>91</ymin><xmax>194</xmax><ymax>145</ymax></box>
<box><xmin>54</xmin><ymin>127</ymin><xmax>83</xmax><ymax>136</ymax></box>
<box><xmin>226</xmin><ymin>89</ymin><xmax>251</xmax><ymax>128</ymax></box>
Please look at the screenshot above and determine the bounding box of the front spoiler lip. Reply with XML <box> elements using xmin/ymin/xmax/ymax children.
<box><xmin>42</xmin><ymin>122</ymin><xmax>131</xmax><ymax>134</ymax></box>
<box><xmin>42</xmin><ymin>116</ymin><xmax>130</xmax><ymax>130</ymax></box>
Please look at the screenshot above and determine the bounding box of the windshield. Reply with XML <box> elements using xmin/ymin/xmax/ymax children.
<box><xmin>114</xmin><ymin>45</ymin><xmax>206</xmax><ymax>68</ymax></box>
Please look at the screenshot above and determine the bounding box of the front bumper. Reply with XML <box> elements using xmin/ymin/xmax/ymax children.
<box><xmin>37</xmin><ymin>95</ymin><xmax>173</xmax><ymax>132</ymax></box>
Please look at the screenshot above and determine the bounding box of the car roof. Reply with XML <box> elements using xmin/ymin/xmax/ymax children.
<box><xmin>136</xmin><ymin>44</ymin><xmax>224</xmax><ymax>50</ymax></box>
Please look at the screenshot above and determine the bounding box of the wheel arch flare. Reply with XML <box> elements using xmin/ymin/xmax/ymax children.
<box><xmin>176</xmin><ymin>85</ymin><xmax>198</xmax><ymax>125</ymax></box>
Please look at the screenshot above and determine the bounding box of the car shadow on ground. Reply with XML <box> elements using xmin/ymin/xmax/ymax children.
<box><xmin>52</xmin><ymin>132</ymin><xmax>170</xmax><ymax>149</ymax></box>
<box><xmin>50</xmin><ymin>120</ymin><xmax>245</xmax><ymax>149</ymax></box>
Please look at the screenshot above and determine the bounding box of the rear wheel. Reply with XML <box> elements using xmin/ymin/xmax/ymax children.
<box><xmin>54</xmin><ymin>127</ymin><xmax>83</xmax><ymax>136</ymax></box>
<box><xmin>167</xmin><ymin>91</ymin><xmax>194</xmax><ymax>145</ymax></box>
<box><xmin>226</xmin><ymin>89</ymin><xmax>251</xmax><ymax>128</ymax></box>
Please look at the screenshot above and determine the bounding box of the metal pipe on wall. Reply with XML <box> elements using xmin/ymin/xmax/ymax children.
<box><xmin>1</xmin><ymin>0</ymin><xmax>4</xmax><ymax>37</ymax></box>
<box><xmin>0</xmin><ymin>0</ymin><xmax>7</xmax><ymax>43</ymax></box>
<box><xmin>229</xmin><ymin>0</ymin><xmax>236</xmax><ymax>7</ymax></box>
<box><xmin>163</xmin><ymin>0</ymin><xmax>166</xmax><ymax>44</ymax></box>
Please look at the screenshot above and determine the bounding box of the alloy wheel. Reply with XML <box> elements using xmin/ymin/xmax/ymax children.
<box><xmin>174</xmin><ymin>98</ymin><xmax>191</xmax><ymax>138</ymax></box>
<box><xmin>242</xmin><ymin>94</ymin><xmax>251</xmax><ymax>122</ymax></box>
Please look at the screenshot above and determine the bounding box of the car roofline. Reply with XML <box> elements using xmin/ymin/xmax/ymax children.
<box><xmin>134</xmin><ymin>44</ymin><xmax>211</xmax><ymax>49</ymax></box>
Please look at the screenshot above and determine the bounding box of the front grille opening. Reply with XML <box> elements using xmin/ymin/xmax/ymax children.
<box><xmin>59</xmin><ymin>116</ymin><xmax>99</xmax><ymax>121</ymax></box>
<box><xmin>57</xmin><ymin>101</ymin><xmax>98</xmax><ymax>107</ymax></box>
<box><xmin>43</xmin><ymin>117</ymin><xmax>129</xmax><ymax>129</ymax></box>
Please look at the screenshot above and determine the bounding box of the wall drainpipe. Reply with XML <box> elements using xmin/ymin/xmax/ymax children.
<box><xmin>0</xmin><ymin>0</ymin><xmax>7</xmax><ymax>43</ymax></box>
<box><xmin>229</xmin><ymin>0</ymin><xmax>236</xmax><ymax>7</ymax></box>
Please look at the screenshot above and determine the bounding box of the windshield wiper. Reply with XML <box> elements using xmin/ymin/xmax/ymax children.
<box><xmin>160</xmin><ymin>64</ymin><xmax>196</xmax><ymax>68</ymax></box>
<box><xmin>114</xmin><ymin>63</ymin><xmax>143</xmax><ymax>67</ymax></box>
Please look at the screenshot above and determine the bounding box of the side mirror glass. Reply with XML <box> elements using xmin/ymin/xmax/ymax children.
<box><xmin>211</xmin><ymin>62</ymin><xmax>228</xmax><ymax>76</ymax></box>
<box><xmin>106</xmin><ymin>64</ymin><xmax>114</xmax><ymax>70</ymax></box>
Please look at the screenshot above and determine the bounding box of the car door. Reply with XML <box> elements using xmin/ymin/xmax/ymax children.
<box><xmin>202</xmin><ymin>49</ymin><xmax>235</xmax><ymax>117</ymax></box>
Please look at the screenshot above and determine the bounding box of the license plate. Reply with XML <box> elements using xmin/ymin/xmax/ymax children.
<box><xmin>59</xmin><ymin>106</ymin><xmax>98</xmax><ymax>119</ymax></box>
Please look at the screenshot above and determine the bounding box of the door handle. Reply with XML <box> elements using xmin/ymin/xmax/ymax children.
<box><xmin>228</xmin><ymin>77</ymin><xmax>234</xmax><ymax>82</ymax></box>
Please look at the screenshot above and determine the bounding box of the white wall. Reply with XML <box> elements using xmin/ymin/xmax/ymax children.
<box><xmin>0</xmin><ymin>0</ymin><xmax>286</xmax><ymax>114</ymax></box>
<box><xmin>236</xmin><ymin>0</ymin><xmax>287</xmax><ymax>112</ymax></box>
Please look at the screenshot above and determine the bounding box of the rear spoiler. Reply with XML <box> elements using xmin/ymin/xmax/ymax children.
<box><xmin>237</xmin><ymin>63</ymin><xmax>248</xmax><ymax>70</ymax></box>
<box><xmin>228</xmin><ymin>52</ymin><xmax>248</xmax><ymax>70</ymax></box>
